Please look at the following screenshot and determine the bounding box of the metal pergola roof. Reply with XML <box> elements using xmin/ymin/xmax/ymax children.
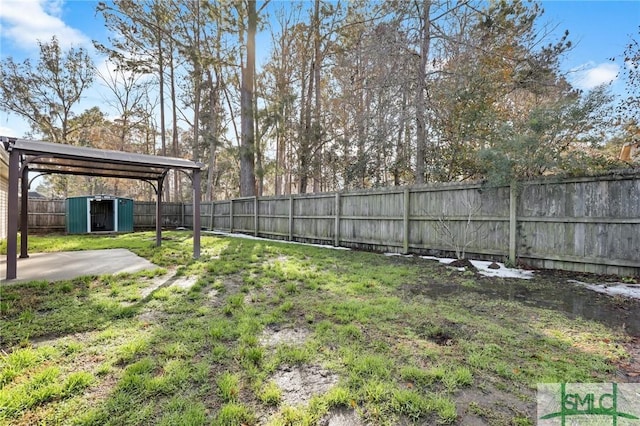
<box><xmin>1</xmin><ymin>136</ymin><xmax>203</xmax><ymax>280</ymax></box>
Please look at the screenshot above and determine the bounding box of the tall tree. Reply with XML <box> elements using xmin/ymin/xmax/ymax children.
<box><xmin>612</xmin><ymin>26</ymin><xmax>640</xmax><ymax>141</ymax></box>
<box><xmin>414</xmin><ymin>0</ymin><xmax>432</xmax><ymax>185</ymax></box>
<box><xmin>97</xmin><ymin>66</ymin><xmax>153</xmax><ymax>195</ymax></box>
<box><xmin>239</xmin><ymin>0</ymin><xmax>258</xmax><ymax>196</ymax></box>
<box><xmin>83</xmin><ymin>0</ymin><xmax>618</xmax><ymax>199</ymax></box>
<box><xmin>0</xmin><ymin>36</ymin><xmax>94</xmax><ymax>142</ymax></box>
<box><xmin>479</xmin><ymin>86</ymin><xmax>614</xmax><ymax>184</ymax></box>
<box><xmin>97</xmin><ymin>66</ymin><xmax>151</xmax><ymax>152</ymax></box>
<box><xmin>263</xmin><ymin>6</ymin><xmax>299</xmax><ymax>195</ymax></box>
<box><xmin>97</xmin><ymin>0</ymin><xmax>175</xmax><ymax>199</ymax></box>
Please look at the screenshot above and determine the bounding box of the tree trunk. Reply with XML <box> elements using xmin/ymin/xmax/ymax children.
<box><xmin>415</xmin><ymin>0</ymin><xmax>431</xmax><ymax>184</ymax></box>
<box><xmin>394</xmin><ymin>88</ymin><xmax>407</xmax><ymax>186</ymax></box>
<box><xmin>192</xmin><ymin>0</ymin><xmax>201</xmax><ymax>164</ymax></box>
<box><xmin>170</xmin><ymin>40</ymin><xmax>180</xmax><ymax>201</ymax></box>
<box><xmin>193</xmin><ymin>67</ymin><xmax>201</xmax><ymax>163</ymax></box>
<box><xmin>206</xmin><ymin>69</ymin><xmax>219</xmax><ymax>202</ymax></box>
<box><xmin>255</xmin><ymin>71</ymin><xmax>264</xmax><ymax>196</ymax></box>
<box><xmin>312</xmin><ymin>0</ymin><xmax>322</xmax><ymax>193</ymax></box>
<box><xmin>298</xmin><ymin>48</ymin><xmax>309</xmax><ymax>194</ymax></box>
<box><xmin>157</xmin><ymin>32</ymin><xmax>169</xmax><ymax>203</ymax></box>
<box><xmin>240</xmin><ymin>0</ymin><xmax>257</xmax><ymax>197</ymax></box>
<box><xmin>274</xmin><ymin>19</ymin><xmax>289</xmax><ymax>196</ymax></box>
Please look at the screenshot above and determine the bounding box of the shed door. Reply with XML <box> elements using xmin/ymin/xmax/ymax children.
<box><xmin>66</xmin><ymin>197</ymin><xmax>88</xmax><ymax>234</ymax></box>
<box><xmin>117</xmin><ymin>199</ymin><xmax>134</xmax><ymax>232</ymax></box>
<box><xmin>90</xmin><ymin>199</ymin><xmax>115</xmax><ymax>232</ymax></box>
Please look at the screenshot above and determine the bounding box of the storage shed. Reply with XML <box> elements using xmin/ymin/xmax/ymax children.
<box><xmin>66</xmin><ymin>195</ymin><xmax>134</xmax><ymax>234</ymax></box>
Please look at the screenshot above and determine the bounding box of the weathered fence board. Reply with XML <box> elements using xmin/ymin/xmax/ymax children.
<box><xmin>133</xmin><ymin>202</ymin><xmax>184</xmax><ymax>229</ymax></box>
<box><xmin>516</xmin><ymin>175</ymin><xmax>640</xmax><ymax>274</ymax></box>
<box><xmin>18</xmin><ymin>171</ymin><xmax>640</xmax><ymax>275</ymax></box>
<box><xmin>258</xmin><ymin>197</ymin><xmax>289</xmax><ymax>238</ymax></box>
<box><xmin>21</xmin><ymin>199</ymin><xmax>66</xmax><ymax>232</ymax></box>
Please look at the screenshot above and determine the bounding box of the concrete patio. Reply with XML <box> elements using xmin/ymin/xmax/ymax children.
<box><xmin>0</xmin><ymin>249</ymin><xmax>158</xmax><ymax>284</ymax></box>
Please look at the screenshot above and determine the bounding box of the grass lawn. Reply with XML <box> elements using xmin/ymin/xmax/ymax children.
<box><xmin>0</xmin><ymin>231</ymin><xmax>633</xmax><ymax>425</ymax></box>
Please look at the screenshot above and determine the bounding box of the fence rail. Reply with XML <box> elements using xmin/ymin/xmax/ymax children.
<box><xmin>19</xmin><ymin>171</ymin><xmax>640</xmax><ymax>276</ymax></box>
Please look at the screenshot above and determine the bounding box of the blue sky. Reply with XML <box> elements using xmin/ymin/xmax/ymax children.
<box><xmin>0</xmin><ymin>0</ymin><xmax>638</xmax><ymax>138</ymax></box>
<box><xmin>541</xmin><ymin>1</ymin><xmax>639</xmax><ymax>90</ymax></box>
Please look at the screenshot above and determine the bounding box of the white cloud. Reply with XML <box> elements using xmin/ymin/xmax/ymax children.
<box><xmin>0</xmin><ymin>0</ymin><xmax>90</xmax><ymax>51</ymax></box>
<box><xmin>0</xmin><ymin>124</ymin><xmax>24</xmax><ymax>138</ymax></box>
<box><xmin>43</xmin><ymin>0</ymin><xmax>64</xmax><ymax>17</ymax></box>
<box><xmin>572</xmin><ymin>62</ymin><xmax>619</xmax><ymax>90</ymax></box>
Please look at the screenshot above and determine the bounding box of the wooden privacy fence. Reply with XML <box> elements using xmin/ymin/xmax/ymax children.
<box><xmin>197</xmin><ymin>172</ymin><xmax>639</xmax><ymax>276</ymax></box>
<box><xmin>19</xmin><ymin>171</ymin><xmax>640</xmax><ymax>276</ymax></box>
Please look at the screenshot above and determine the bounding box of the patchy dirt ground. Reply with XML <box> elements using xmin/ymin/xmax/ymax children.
<box><xmin>272</xmin><ymin>364</ymin><xmax>339</xmax><ymax>406</ymax></box>
<box><xmin>320</xmin><ymin>407</ymin><xmax>363</xmax><ymax>426</ymax></box>
<box><xmin>175</xmin><ymin>264</ymin><xmax>640</xmax><ymax>424</ymax></box>
<box><xmin>617</xmin><ymin>337</ymin><xmax>640</xmax><ymax>383</ymax></box>
<box><xmin>259</xmin><ymin>326</ymin><xmax>338</xmax><ymax>405</ymax></box>
<box><xmin>259</xmin><ymin>326</ymin><xmax>311</xmax><ymax>348</ymax></box>
<box><xmin>406</xmin><ymin>261</ymin><xmax>640</xmax><ymax>383</ymax></box>
<box><xmin>3</xmin><ymin>232</ymin><xmax>637</xmax><ymax>426</ymax></box>
<box><xmin>258</xmin><ymin>325</ymin><xmax>366</xmax><ymax>425</ymax></box>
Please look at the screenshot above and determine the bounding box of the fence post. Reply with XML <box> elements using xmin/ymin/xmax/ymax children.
<box><xmin>288</xmin><ymin>195</ymin><xmax>294</xmax><ymax>241</ymax></box>
<box><xmin>229</xmin><ymin>199</ymin><xmax>234</xmax><ymax>233</ymax></box>
<box><xmin>403</xmin><ymin>188</ymin><xmax>410</xmax><ymax>254</ymax></box>
<box><xmin>254</xmin><ymin>196</ymin><xmax>259</xmax><ymax>237</ymax></box>
<box><xmin>210</xmin><ymin>201</ymin><xmax>215</xmax><ymax>230</ymax></box>
<box><xmin>509</xmin><ymin>184</ymin><xmax>517</xmax><ymax>264</ymax></box>
<box><xmin>334</xmin><ymin>192</ymin><xmax>341</xmax><ymax>247</ymax></box>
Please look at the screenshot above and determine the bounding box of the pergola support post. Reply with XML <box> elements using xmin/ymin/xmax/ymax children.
<box><xmin>20</xmin><ymin>165</ymin><xmax>29</xmax><ymax>258</ymax></box>
<box><xmin>6</xmin><ymin>148</ymin><xmax>19</xmax><ymax>280</ymax></box>
<box><xmin>156</xmin><ymin>177</ymin><xmax>164</xmax><ymax>247</ymax></box>
<box><xmin>1</xmin><ymin>137</ymin><xmax>203</xmax><ymax>280</ymax></box>
<box><xmin>193</xmin><ymin>169</ymin><xmax>201</xmax><ymax>258</ymax></box>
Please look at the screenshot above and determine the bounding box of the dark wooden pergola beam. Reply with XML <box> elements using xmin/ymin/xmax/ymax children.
<box><xmin>27</xmin><ymin>167</ymin><xmax>169</xmax><ymax>182</ymax></box>
<box><xmin>2</xmin><ymin>137</ymin><xmax>204</xmax><ymax>281</ymax></box>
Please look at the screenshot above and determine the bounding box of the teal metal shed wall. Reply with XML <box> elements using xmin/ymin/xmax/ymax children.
<box><xmin>117</xmin><ymin>198</ymin><xmax>134</xmax><ymax>232</ymax></box>
<box><xmin>66</xmin><ymin>197</ymin><xmax>88</xmax><ymax>234</ymax></box>
<box><xmin>66</xmin><ymin>196</ymin><xmax>134</xmax><ymax>234</ymax></box>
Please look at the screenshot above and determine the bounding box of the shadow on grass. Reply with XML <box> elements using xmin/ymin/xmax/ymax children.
<box><xmin>0</xmin><ymin>233</ymin><xmax>634</xmax><ymax>425</ymax></box>
<box><xmin>2</xmin><ymin>277</ymin><xmax>136</xmax><ymax>349</ymax></box>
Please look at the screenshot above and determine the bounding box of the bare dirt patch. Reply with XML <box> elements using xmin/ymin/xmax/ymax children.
<box><xmin>271</xmin><ymin>364</ymin><xmax>339</xmax><ymax>406</ymax></box>
<box><xmin>170</xmin><ymin>275</ymin><xmax>198</xmax><ymax>290</ymax></box>
<box><xmin>259</xmin><ymin>326</ymin><xmax>310</xmax><ymax>348</ymax></box>
<box><xmin>139</xmin><ymin>271</ymin><xmax>176</xmax><ymax>299</ymax></box>
<box><xmin>205</xmin><ymin>275</ymin><xmax>243</xmax><ymax>307</ymax></box>
<box><xmin>82</xmin><ymin>374</ymin><xmax>118</xmax><ymax>409</ymax></box>
<box><xmin>207</xmin><ymin>288</ymin><xmax>219</xmax><ymax>303</ymax></box>
<box><xmin>266</xmin><ymin>255</ymin><xmax>290</xmax><ymax>266</ymax></box>
<box><xmin>455</xmin><ymin>383</ymin><xmax>534</xmax><ymax>425</ymax></box>
<box><xmin>427</xmin><ymin>330</ymin><xmax>455</xmax><ymax>346</ymax></box>
<box><xmin>137</xmin><ymin>309</ymin><xmax>165</xmax><ymax>325</ymax></box>
<box><xmin>224</xmin><ymin>274</ymin><xmax>244</xmax><ymax>294</ymax></box>
<box><xmin>29</xmin><ymin>330</ymin><xmax>95</xmax><ymax>349</ymax></box>
<box><xmin>616</xmin><ymin>337</ymin><xmax>640</xmax><ymax>382</ymax></box>
<box><xmin>320</xmin><ymin>407</ymin><xmax>363</xmax><ymax>426</ymax></box>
